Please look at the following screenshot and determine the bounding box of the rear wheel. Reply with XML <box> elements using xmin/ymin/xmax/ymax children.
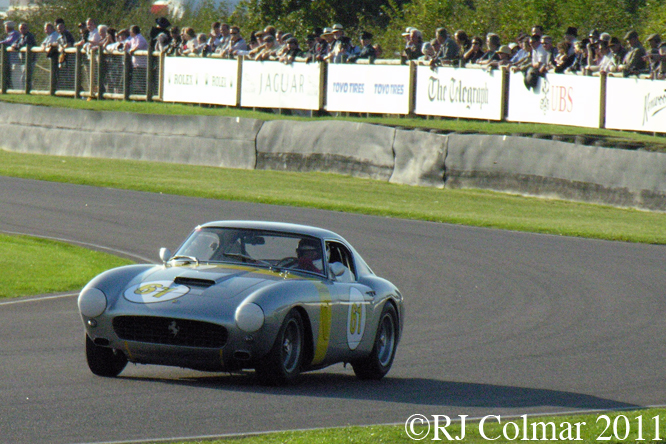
<box><xmin>352</xmin><ymin>303</ymin><xmax>398</xmax><ymax>380</ymax></box>
<box><xmin>255</xmin><ymin>310</ymin><xmax>304</xmax><ymax>385</ymax></box>
<box><xmin>85</xmin><ymin>335</ymin><xmax>127</xmax><ymax>377</ymax></box>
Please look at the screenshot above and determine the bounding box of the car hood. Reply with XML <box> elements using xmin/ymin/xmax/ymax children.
<box><xmin>123</xmin><ymin>263</ymin><xmax>302</xmax><ymax>304</ymax></box>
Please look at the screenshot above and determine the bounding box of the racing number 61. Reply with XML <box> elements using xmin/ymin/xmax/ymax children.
<box><xmin>134</xmin><ymin>283</ymin><xmax>173</xmax><ymax>299</ymax></box>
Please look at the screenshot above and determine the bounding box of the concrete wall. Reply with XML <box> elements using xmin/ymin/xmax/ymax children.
<box><xmin>1</xmin><ymin>101</ymin><xmax>665</xmax><ymax>211</ymax></box>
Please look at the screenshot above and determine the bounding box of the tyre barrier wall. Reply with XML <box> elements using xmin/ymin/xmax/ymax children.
<box><xmin>1</xmin><ymin>101</ymin><xmax>665</xmax><ymax>211</ymax></box>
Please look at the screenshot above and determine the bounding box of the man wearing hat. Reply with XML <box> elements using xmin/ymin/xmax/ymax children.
<box><xmin>564</xmin><ymin>26</ymin><xmax>578</xmax><ymax>55</ymax></box>
<box><xmin>620</xmin><ymin>30</ymin><xmax>646</xmax><ymax>77</ymax></box>
<box><xmin>348</xmin><ymin>31</ymin><xmax>375</xmax><ymax>63</ymax></box>
<box><xmin>645</xmin><ymin>33</ymin><xmax>662</xmax><ymax>77</ymax></box>
<box><xmin>279</xmin><ymin>36</ymin><xmax>302</xmax><ymax>64</ymax></box>
<box><xmin>150</xmin><ymin>17</ymin><xmax>171</xmax><ymax>50</ymax></box>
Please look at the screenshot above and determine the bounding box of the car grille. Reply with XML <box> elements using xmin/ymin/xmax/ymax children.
<box><xmin>113</xmin><ymin>316</ymin><xmax>228</xmax><ymax>348</ymax></box>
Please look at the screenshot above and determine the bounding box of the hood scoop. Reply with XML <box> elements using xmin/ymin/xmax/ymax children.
<box><xmin>174</xmin><ymin>276</ymin><xmax>215</xmax><ymax>288</ymax></box>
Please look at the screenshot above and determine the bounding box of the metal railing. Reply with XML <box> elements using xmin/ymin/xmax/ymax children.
<box><xmin>0</xmin><ymin>44</ymin><xmax>160</xmax><ymax>101</ymax></box>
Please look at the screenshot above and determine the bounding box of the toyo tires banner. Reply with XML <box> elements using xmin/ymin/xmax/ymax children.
<box><xmin>163</xmin><ymin>57</ymin><xmax>240</xmax><ymax>106</ymax></box>
<box><xmin>414</xmin><ymin>65</ymin><xmax>505</xmax><ymax>120</ymax></box>
<box><xmin>325</xmin><ymin>64</ymin><xmax>411</xmax><ymax>114</ymax></box>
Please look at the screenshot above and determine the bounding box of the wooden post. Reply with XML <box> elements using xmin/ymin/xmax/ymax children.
<box><xmin>74</xmin><ymin>46</ymin><xmax>82</xmax><ymax>99</ymax></box>
<box><xmin>123</xmin><ymin>50</ymin><xmax>131</xmax><ymax>101</ymax></box>
<box><xmin>24</xmin><ymin>46</ymin><xmax>32</xmax><ymax>94</ymax></box>
<box><xmin>96</xmin><ymin>48</ymin><xmax>105</xmax><ymax>100</ymax></box>
<box><xmin>49</xmin><ymin>51</ymin><xmax>57</xmax><ymax>96</ymax></box>
<box><xmin>0</xmin><ymin>44</ymin><xmax>7</xmax><ymax>94</ymax></box>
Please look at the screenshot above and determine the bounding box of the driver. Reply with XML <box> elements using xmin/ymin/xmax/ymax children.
<box><xmin>296</xmin><ymin>238</ymin><xmax>323</xmax><ymax>273</ymax></box>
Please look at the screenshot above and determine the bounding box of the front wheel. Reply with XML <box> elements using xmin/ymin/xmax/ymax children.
<box><xmin>85</xmin><ymin>335</ymin><xmax>127</xmax><ymax>377</ymax></box>
<box><xmin>255</xmin><ymin>310</ymin><xmax>305</xmax><ymax>385</ymax></box>
<box><xmin>352</xmin><ymin>303</ymin><xmax>398</xmax><ymax>380</ymax></box>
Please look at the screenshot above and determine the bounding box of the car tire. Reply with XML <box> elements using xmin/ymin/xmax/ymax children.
<box><xmin>352</xmin><ymin>303</ymin><xmax>398</xmax><ymax>380</ymax></box>
<box><xmin>255</xmin><ymin>309</ymin><xmax>305</xmax><ymax>385</ymax></box>
<box><xmin>85</xmin><ymin>335</ymin><xmax>128</xmax><ymax>377</ymax></box>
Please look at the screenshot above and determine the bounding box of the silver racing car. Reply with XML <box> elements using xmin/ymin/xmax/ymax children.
<box><xmin>78</xmin><ymin>221</ymin><xmax>404</xmax><ymax>384</ymax></box>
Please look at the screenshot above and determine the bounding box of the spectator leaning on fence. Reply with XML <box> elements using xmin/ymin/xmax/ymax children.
<box><xmin>55</xmin><ymin>19</ymin><xmax>75</xmax><ymax>50</ymax></box>
<box><xmin>255</xmin><ymin>34</ymin><xmax>277</xmax><ymax>61</ymax></box>
<box><xmin>418</xmin><ymin>41</ymin><xmax>435</xmax><ymax>62</ymax></box>
<box><xmin>149</xmin><ymin>17</ymin><xmax>171</xmax><ymax>50</ymax></box>
<box><xmin>41</xmin><ymin>22</ymin><xmax>59</xmax><ymax>50</ymax></box>
<box><xmin>475</xmin><ymin>33</ymin><xmax>500</xmax><ymax>66</ymax></box>
<box><xmin>128</xmin><ymin>25</ymin><xmax>148</xmax><ymax>68</ymax></box>
<box><xmin>86</xmin><ymin>18</ymin><xmax>101</xmax><ymax>49</ymax></box>
<box><xmin>279</xmin><ymin>36</ymin><xmax>301</xmax><ymax>64</ymax></box>
<box><xmin>207</xmin><ymin>22</ymin><xmax>222</xmax><ymax>52</ymax></box>
<box><xmin>347</xmin><ymin>31</ymin><xmax>375</xmax><ymax>63</ymax></box>
<box><xmin>529</xmin><ymin>33</ymin><xmax>549</xmax><ymax>72</ymax></box>
<box><xmin>433</xmin><ymin>27</ymin><xmax>460</xmax><ymax>65</ymax></box>
<box><xmin>402</xmin><ymin>28</ymin><xmax>423</xmax><ymax>61</ymax></box>
<box><xmin>220</xmin><ymin>26</ymin><xmax>247</xmax><ymax>58</ymax></box>
<box><xmin>645</xmin><ymin>33</ymin><xmax>662</xmax><ymax>78</ymax></box>
<box><xmin>463</xmin><ymin>36</ymin><xmax>484</xmax><ymax>65</ymax></box>
<box><xmin>1</xmin><ymin>21</ymin><xmax>20</xmax><ymax>47</ymax></box>
<box><xmin>454</xmin><ymin>30</ymin><xmax>471</xmax><ymax>54</ymax></box>
<box><xmin>620</xmin><ymin>30</ymin><xmax>646</xmax><ymax>76</ymax></box>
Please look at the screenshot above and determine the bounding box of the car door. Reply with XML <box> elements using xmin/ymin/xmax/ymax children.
<box><xmin>324</xmin><ymin>240</ymin><xmax>376</xmax><ymax>360</ymax></box>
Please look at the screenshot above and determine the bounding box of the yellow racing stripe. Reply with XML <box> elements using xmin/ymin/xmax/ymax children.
<box><xmin>312</xmin><ymin>282</ymin><xmax>332</xmax><ymax>365</ymax></box>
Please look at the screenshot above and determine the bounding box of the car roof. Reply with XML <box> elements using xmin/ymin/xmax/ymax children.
<box><xmin>199</xmin><ymin>220</ymin><xmax>347</xmax><ymax>242</ymax></box>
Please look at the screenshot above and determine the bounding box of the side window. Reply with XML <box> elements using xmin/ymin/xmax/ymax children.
<box><xmin>326</xmin><ymin>241</ymin><xmax>356</xmax><ymax>281</ymax></box>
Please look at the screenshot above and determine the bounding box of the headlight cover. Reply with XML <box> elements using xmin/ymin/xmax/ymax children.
<box><xmin>78</xmin><ymin>287</ymin><xmax>107</xmax><ymax>318</ymax></box>
<box><xmin>235</xmin><ymin>303</ymin><xmax>264</xmax><ymax>332</ymax></box>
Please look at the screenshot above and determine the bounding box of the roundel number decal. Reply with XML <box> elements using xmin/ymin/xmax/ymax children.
<box><xmin>347</xmin><ymin>287</ymin><xmax>367</xmax><ymax>350</ymax></box>
<box><xmin>124</xmin><ymin>281</ymin><xmax>190</xmax><ymax>304</ymax></box>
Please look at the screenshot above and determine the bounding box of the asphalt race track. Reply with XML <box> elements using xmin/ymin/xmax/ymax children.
<box><xmin>1</xmin><ymin>176</ymin><xmax>666</xmax><ymax>444</ymax></box>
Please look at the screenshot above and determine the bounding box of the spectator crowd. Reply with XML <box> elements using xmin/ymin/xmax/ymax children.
<box><xmin>2</xmin><ymin>15</ymin><xmax>666</xmax><ymax>79</ymax></box>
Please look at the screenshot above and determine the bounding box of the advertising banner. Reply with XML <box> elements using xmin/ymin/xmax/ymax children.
<box><xmin>325</xmin><ymin>64</ymin><xmax>411</xmax><ymax>114</ymax></box>
<box><xmin>240</xmin><ymin>60</ymin><xmax>322</xmax><ymax>110</ymax></box>
<box><xmin>605</xmin><ymin>77</ymin><xmax>666</xmax><ymax>133</ymax></box>
<box><xmin>507</xmin><ymin>72</ymin><xmax>602</xmax><ymax>128</ymax></box>
<box><xmin>163</xmin><ymin>57</ymin><xmax>239</xmax><ymax>106</ymax></box>
<box><xmin>414</xmin><ymin>66</ymin><xmax>505</xmax><ymax>120</ymax></box>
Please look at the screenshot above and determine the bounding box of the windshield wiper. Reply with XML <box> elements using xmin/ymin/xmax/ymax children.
<box><xmin>222</xmin><ymin>252</ymin><xmax>273</xmax><ymax>269</ymax></box>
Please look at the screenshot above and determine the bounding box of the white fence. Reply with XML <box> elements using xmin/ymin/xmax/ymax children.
<box><xmin>164</xmin><ymin>59</ymin><xmax>666</xmax><ymax>134</ymax></box>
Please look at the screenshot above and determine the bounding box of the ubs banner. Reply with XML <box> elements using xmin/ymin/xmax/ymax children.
<box><xmin>606</xmin><ymin>77</ymin><xmax>666</xmax><ymax>133</ymax></box>
<box><xmin>163</xmin><ymin>57</ymin><xmax>239</xmax><ymax>106</ymax></box>
<box><xmin>326</xmin><ymin>64</ymin><xmax>411</xmax><ymax>114</ymax></box>
<box><xmin>241</xmin><ymin>60</ymin><xmax>322</xmax><ymax>110</ymax></box>
<box><xmin>414</xmin><ymin>66</ymin><xmax>504</xmax><ymax>120</ymax></box>
<box><xmin>507</xmin><ymin>72</ymin><xmax>602</xmax><ymax>128</ymax></box>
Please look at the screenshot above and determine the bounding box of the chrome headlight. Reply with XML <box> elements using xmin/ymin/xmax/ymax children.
<box><xmin>78</xmin><ymin>288</ymin><xmax>107</xmax><ymax>318</ymax></box>
<box><xmin>235</xmin><ymin>303</ymin><xmax>264</xmax><ymax>332</ymax></box>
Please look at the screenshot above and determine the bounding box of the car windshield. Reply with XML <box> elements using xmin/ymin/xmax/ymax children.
<box><xmin>174</xmin><ymin>227</ymin><xmax>325</xmax><ymax>276</ymax></box>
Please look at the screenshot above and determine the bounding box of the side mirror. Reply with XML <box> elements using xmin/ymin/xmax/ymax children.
<box><xmin>159</xmin><ymin>248</ymin><xmax>172</xmax><ymax>264</ymax></box>
<box><xmin>329</xmin><ymin>262</ymin><xmax>346</xmax><ymax>277</ymax></box>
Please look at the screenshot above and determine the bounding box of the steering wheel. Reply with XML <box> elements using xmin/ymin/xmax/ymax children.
<box><xmin>276</xmin><ymin>257</ymin><xmax>298</xmax><ymax>268</ymax></box>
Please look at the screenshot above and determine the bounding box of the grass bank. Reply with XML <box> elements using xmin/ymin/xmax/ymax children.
<box><xmin>1</xmin><ymin>149</ymin><xmax>666</xmax><ymax>244</ymax></box>
<box><xmin>0</xmin><ymin>233</ymin><xmax>133</xmax><ymax>298</ymax></box>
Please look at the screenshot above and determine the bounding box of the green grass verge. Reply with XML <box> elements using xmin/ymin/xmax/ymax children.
<box><xmin>2</xmin><ymin>94</ymin><xmax>666</xmax><ymax>150</ymax></box>
<box><xmin>157</xmin><ymin>408</ymin><xmax>666</xmax><ymax>443</ymax></box>
<box><xmin>2</xmin><ymin>149</ymin><xmax>666</xmax><ymax>244</ymax></box>
<box><xmin>0</xmin><ymin>233</ymin><xmax>133</xmax><ymax>298</ymax></box>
